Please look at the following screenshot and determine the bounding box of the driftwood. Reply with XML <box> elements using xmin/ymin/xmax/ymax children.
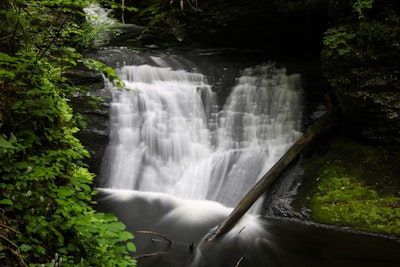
<box><xmin>136</xmin><ymin>230</ymin><xmax>194</xmax><ymax>251</ymax></box>
<box><xmin>134</xmin><ymin>230</ymin><xmax>195</xmax><ymax>260</ymax></box>
<box><xmin>235</xmin><ymin>256</ymin><xmax>245</xmax><ymax>267</ymax></box>
<box><xmin>205</xmin><ymin>110</ymin><xmax>338</xmax><ymax>243</ymax></box>
<box><xmin>136</xmin><ymin>230</ymin><xmax>173</xmax><ymax>244</ymax></box>
<box><xmin>134</xmin><ymin>252</ymin><xmax>167</xmax><ymax>260</ymax></box>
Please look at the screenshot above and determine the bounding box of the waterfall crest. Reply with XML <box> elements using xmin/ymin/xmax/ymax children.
<box><xmin>98</xmin><ymin>61</ymin><xmax>303</xmax><ymax>208</ymax></box>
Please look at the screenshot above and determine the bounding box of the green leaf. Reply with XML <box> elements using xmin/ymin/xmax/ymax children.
<box><xmin>15</xmin><ymin>162</ymin><xmax>29</xmax><ymax>169</ymax></box>
<box><xmin>0</xmin><ymin>52</ymin><xmax>17</xmax><ymax>62</ymax></box>
<box><xmin>0</xmin><ymin>135</ymin><xmax>16</xmax><ymax>149</ymax></box>
<box><xmin>106</xmin><ymin>221</ymin><xmax>126</xmax><ymax>231</ymax></box>
<box><xmin>0</xmin><ymin>199</ymin><xmax>13</xmax><ymax>205</ymax></box>
<box><xmin>126</xmin><ymin>242</ymin><xmax>136</xmax><ymax>252</ymax></box>
<box><xmin>0</xmin><ymin>69</ymin><xmax>16</xmax><ymax>79</ymax></box>
<box><xmin>19</xmin><ymin>244</ymin><xmax>32</xmax><ymax>252</ymax></box>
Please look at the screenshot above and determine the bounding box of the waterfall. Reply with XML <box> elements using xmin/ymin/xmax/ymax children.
<box><xmin>83</xmin><ymin>3</ymin><xmax>118</xmax><ymax>47</ymax></box>
<box><xmin>90</xmin><ymin>51</ymin><xmax>400</xmax><ymax>267</ymax></box>
<box><xmin>98</xmin><ymin>61</ymin><xmax>303</xmax><ymax>209</ymax></box>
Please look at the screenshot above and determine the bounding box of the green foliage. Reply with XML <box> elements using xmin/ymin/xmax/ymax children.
<box><xmin>82</xmin><ymin>58</ymin><xmax>125</xmax><ymax>88</ymax></box>
<box><xmin>321</xmin><ymin>0</ymin><xmax>400</xmax><ymax>87</ymax></box>
<box><xmin>107</xmin><ymin>0</ymin><xmax>139</xmax><ymax>13</ymax></box>
<box><xmin>322</xmin><ymin>26</ymin><xmax>355</xmax><ymax>56</ymax></box>
<box><xmin>322</xmin><ymin>0</ymin><xmax>386</xmax><ymax>60</ymax></box>
<box><xmin>353</xmin><ymin>0</ymin><xmax>374</xmax><ymax>19</ymax></box>
<box><xmin>0</xmin><ymin>0</ymin><xmax>135</xmax><ymax>266</ymax></box>
<box><xmin>355</xmin><ymin>20</ymin><xmax>397</xmax><ymax>51</ymax></box>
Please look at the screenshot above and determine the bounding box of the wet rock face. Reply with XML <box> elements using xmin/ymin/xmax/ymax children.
<box><xmin>334</xmin><ymin>69</ymin><xmax>400</xmax><ymax>146</ymax></box>
<box><xmin>67</xmin><ymin>68</ymin><xmax>111</xmax><ymax>175</ymax></box>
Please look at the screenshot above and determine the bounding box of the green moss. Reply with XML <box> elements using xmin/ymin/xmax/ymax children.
<box><xmin>311</xmin><ymin>173</ymin><xmax>400</xmax><ymax>235</ymax></box>
<box><xmin>303</xmin><ymin>136</ymin><xmax>400</xmax><ymax>237</ymax></box>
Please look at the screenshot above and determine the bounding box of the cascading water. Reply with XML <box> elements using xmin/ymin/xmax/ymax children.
<box><xmin>83</xmin><ymin>3</ymin><xmax>117</xmax><ymax>47</ymax></box>
<box><xmin>79</xmin><ymin>6</ymin><xmax>400</xmax><ymax>266</ymax></box>
<box><xmin>92</xmin><ymin>50</ymin><xmax>400</xmax><ymax>267</ymax></box>
<box><xmin>98</xmin><ymin>61</ymin><xmax>303</xmax><ymax>209</ymax></box>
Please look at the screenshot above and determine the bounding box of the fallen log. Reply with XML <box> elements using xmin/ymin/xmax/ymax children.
<box><xmin>205</xmin><ymin>110</ymin><xmax>338</xmax><ymax>243</ymax></box>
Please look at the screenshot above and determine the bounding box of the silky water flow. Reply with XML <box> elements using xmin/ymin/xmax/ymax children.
<box><xmin>99</xmin><ymin>63</ymin><xmax>302</xmax><ymax>204</ymax></box>
<box><xmin>94</xmin><ymin>55</ymin><xmax>400</xmax><ymax>267</ymax></box>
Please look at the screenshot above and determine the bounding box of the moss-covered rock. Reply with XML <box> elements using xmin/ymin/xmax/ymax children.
<box><xmin>301</xmin><ymin>136</ymin><xmax>400</xmax><ymax>237</ymax></box>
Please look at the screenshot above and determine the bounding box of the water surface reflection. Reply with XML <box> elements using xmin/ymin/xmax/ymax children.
<box><xmin>95</xmin><ymin>189</ymin><xmax>400</xmax><ymax>267</ymax></box>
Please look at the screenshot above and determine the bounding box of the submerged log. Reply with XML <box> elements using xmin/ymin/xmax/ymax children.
<box><xmin>205</xmin><ymin>110</ymin><xmax>338</xmax><ymax>243</ymax></box>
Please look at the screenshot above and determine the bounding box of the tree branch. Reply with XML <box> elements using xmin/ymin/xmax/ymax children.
<box><xmin>136</xmin><ymin>230</ymin><xmax>173</xmax><ymax>244</ymax></box>
<box><xmin>235</xmin><ymin>256</ymin><xmax>244</xmax><ymax>267</ymax></box>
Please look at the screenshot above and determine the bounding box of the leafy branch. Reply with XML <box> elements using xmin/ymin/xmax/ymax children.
<box><xmin>353</xmin><ymin>0</ymin><xmax>374</xmax><ymax>19</ymax></box>
<box><xmin>0</xmin><ymin>1</ymin><xmax>137</xmax><ymax>266</ymax></box>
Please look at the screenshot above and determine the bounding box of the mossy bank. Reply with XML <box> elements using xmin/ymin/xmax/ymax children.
<box><xmin>298</xmin><ymin>136</ymin><xmax>400</xmax><ymax>237</ymax></box>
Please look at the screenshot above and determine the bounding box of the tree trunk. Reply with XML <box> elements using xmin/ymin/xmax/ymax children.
<box><xmin>205</xmin><ymin>110</ymin><xmax>338</xmax><ymax>244</ymax></box>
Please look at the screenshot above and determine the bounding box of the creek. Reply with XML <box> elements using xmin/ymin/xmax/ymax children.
<box><xmin>83</xmin><ymin>47</ymin><xmax>400</xmax><ymax>267</ymax></box>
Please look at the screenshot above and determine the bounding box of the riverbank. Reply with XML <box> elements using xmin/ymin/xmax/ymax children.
<box><xmin>297</xmin><ymin>135</ymin><xmax>400</xmax><ymax>237</ymax></box>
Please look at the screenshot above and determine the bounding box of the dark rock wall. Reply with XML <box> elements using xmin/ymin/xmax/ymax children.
<box><xmin>119</xmin><ymin>0</ymin><xmax>329</xmax><ymax>58</ymax></box>
<box><xmin>98</xmin><ymin>0</ymin><xmax>400</xmax><ymax>148</ymax></box>
<box><xmin>322</xmin><ymin>0</ymin><xmax>400</xmax><ymax>147</ymax></box>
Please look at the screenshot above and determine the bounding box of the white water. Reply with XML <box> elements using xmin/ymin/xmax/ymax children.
<box><xmin>92</xmin><ymin>54</ymin><xmax>400</xmax><ymax>267</ymax></box>
<box><xmin>83</xmin><ymin>3</ymin><xmax>117</xmax><ymax>47</ymax></box>
<box><xmin>99</xmin><ymin>61</ymin><xmax>303</xmax><ymax>210</ymax></box>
